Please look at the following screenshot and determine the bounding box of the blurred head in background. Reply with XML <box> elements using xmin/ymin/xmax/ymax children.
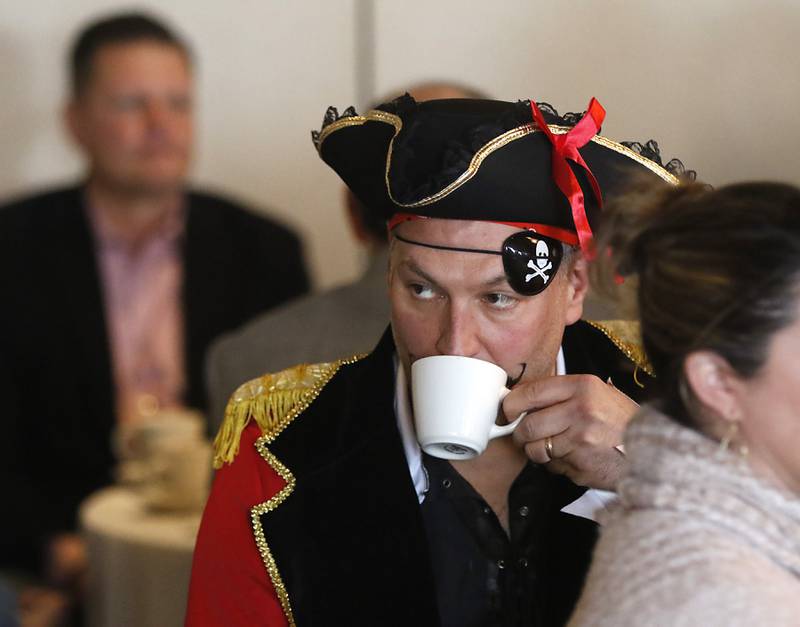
<box><xmin>65</xmin><ymin>13</ymin><xmax>193</xmax><ymax>201</ymax></box>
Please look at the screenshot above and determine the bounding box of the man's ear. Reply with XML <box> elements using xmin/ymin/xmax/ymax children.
<box><xmin>63</xmin><ymin>100</ymin><xmax>86</xmax><ymax>148</ymax></box>
<box><xmin>563</xmin><ymin>253</ymin><xmax>589</xmax><ymax>326</ymax></box>
<box><xmin>683</xmin><ymin>351</ymin><xmax>743</xmax><ymax>426</ymax></box>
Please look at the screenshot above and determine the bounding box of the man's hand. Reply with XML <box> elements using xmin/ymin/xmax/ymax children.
<box><xmin>18</xmin><ymin>586</ymin><xmax>71</xmax><ymax>627</ymax></box>
<box><xmin>503</xmin><ymin>374</ymin><xmax>638</xmax><ymax>490</ymax></box>
<box><xmin>46</xmin><ymin>533</ymin><xmax>87</xmax><ymax>590</ymax></box>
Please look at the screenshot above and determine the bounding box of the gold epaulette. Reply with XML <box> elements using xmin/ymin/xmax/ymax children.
<box><xmin>213</xmin><ymin>358</ymin><xmax>363</xmax><ymax>468</ymax></box>
<box><xmin>586</xmin><ymin>319</ymin><xmax>655</xmax><ymax>377</ymax></box>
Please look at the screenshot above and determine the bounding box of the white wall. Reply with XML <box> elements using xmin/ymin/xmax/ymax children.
<box><xmin>2</xmin><ymin>1</ymin><xmax>799</xmax><ymax>289</ymax></box>
<box><xmin>375</xmin><ymin>0</ymin><xmax>800</xmax><ymax>187</ymax></box>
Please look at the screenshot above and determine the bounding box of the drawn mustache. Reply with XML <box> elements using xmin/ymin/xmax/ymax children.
<box><xmin>506</xmin><ymin>363</ymin><xmax>527</xmax><ymax>388</ymax></box>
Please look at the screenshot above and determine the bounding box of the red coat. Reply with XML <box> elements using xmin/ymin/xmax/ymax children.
<box><xmin>185</xmin><ymin>421</ymin><xmax>289</xmax><ymax>627</ymax></box>
<box><xmin>185</xmin><ymin>359</ymin><xmax>350</xmax><ymax>627</ymax></box>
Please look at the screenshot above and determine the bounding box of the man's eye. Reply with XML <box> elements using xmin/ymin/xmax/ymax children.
<box><xmin>169</xmin><ymin>95</ymin><xmax>192</xmax><ymax>112</ymax></box>
<box><xmin>409</xmin><ymin>283</ymin><xmax>436</xmax><ymax>300</ymax></box>
<box><xmin>113</xmin><ymin>96</ymin><xmax>144</xmax><ymax>111</ymax></box>
<box><xmin>484</xmin><ymin>293</ymin><xmax>517</xmax><ymax>310</ymax></box>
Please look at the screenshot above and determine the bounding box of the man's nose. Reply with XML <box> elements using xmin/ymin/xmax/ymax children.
<box><xmin>144</xmin><ymin>100</ymin><xmax>172</xmax><ymax>134</ymax></box>
<box><xmin>434</xmin><ymin>304</ymin><xmax>481</xmax><ymax>357</ymax></box>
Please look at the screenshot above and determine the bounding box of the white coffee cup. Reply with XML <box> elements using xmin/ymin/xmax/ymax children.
<box><xmin>411</xmin><ymin>355</ymin><xmax>525</xmax><ymax>460</ymax></box>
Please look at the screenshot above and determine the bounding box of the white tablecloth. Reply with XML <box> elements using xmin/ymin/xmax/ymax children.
<box><xmin>79</xmin><ymin>487</ymin><xmax>202</xmax><ymax>627</ymax></box>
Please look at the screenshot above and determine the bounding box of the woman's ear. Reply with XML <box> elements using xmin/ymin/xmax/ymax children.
<box><xmin>683</xmin><ymin>351</ymin><xmax>744</xmax><ymax>426</ymax></box>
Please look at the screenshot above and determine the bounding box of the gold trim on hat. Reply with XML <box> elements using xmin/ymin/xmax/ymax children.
<box><xmin>386</xmin><ymin>124</ymin><xmax>534</xmax><ymax>208</ymax></box>
<box><xmin>386</xmin><ymin>124</ymin><xmax>679</xmax><ymax>208</ymax></box>
<box><xmin>590</xmin><ymin>135</ymin><xmax>680</xmax><ymax>185</ymax></box>
<box><xmin>316</xmin><ymin>110</ymin><xmax>679</xmax><ymax>209</ymax></box>
<box><xmin>315</xmin><ymin>109</ymin><xmax>402</xmax><ymax>150</ymax></box>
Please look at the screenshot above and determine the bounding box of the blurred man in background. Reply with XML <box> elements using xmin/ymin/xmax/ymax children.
<box><xmin>205</xmin><ymin>82</ymin><xmax>486</xmax><ymax>431</ymax></box>
<box><xmin>0</xmin><ymin>12</ymin><xmax>308</xmax><ymax>624</ymax></box>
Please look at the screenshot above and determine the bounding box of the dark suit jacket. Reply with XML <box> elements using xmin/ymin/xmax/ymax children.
<box><xmin>0</xmin><ymin>185</ymin><xmax>309</xmax><ymax>573</ymax></box>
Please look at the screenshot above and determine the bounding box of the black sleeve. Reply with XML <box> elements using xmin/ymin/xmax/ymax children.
<box><xmin>0</xmin><ymin>344</ymin><xmax>63</xmax><ymax>574</ymax></box>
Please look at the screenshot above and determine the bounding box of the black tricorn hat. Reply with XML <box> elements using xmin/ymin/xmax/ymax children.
<box><xmin>313</xmin><ymin>95</ymin><xmax>688</xmax><ymax>254</ymax></box>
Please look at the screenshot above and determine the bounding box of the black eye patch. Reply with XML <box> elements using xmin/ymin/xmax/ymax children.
<box><xmin>393</xmin><ymin>230</ymin><xmax>563</xmax><ymax>296</ymax></box>
<box><xmin>501</xmin><ymin>232</ymin><xmax>563</xmax><ymax>295</ymax></box>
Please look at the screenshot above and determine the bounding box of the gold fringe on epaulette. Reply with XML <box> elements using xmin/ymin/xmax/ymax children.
<box><xmin>213</xmin><ymin>383</ymin><xmax>308</xmax><ymax>468</ymax></box>
<box><xmin>587</xmin><ymin>319</ymin><xmax>655</xmax><ymax>377</ymax></box>
<box><xmin>213</xmin><ymin>364</ymin><xmax>323</xmax><ymax>468</ymax></box>
<box><xmin>212</xmin><ymin>358</ymin><xmax>366</xmax><ymax>468</ymax></box>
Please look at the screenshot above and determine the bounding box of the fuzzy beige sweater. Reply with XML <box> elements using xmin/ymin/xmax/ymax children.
<box><xmin>569</xmin><ymin>406</ymin><xmax>800</xmax><ymax>627</ymax></box>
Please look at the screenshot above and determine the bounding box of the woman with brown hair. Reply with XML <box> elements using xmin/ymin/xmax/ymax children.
<box><xmin>569</xmin><ymin>181</ymin><xmax>800</xmax><ymax>626</ymax></box>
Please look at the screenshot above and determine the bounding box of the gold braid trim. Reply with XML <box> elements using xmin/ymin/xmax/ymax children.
<box><xmin>586</xmin><ymin>319</ymin><xmax>655</xmax><ymax>377</ymax></box>
<box><xmin>251</xmin><ymin>446</ymin><xmax>297</xmax><ymax>626</ymax></box>
<box><xmin>315</xmin><ymin>109</ymin><xmax>402</xmax><ymax>152</ymax></box>
<box><xmin>316</xmin><ymin>112</ymin><xmax>677</xmax><ymax>207</ymax></box>
<box><xmin>214</xmin><ymin>361</ymin><xmax>349</xmax><ymax>468</ymax></box>
<box><xmin>212</xmin><ymin>355</ymin><xmax>366</xmax><ymax>627</ymax></box>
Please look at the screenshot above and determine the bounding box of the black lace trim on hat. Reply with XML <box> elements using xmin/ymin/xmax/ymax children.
<box><xmin>309</xmin><ymin>95</ymin><xmax>581</xmax><ymax>159</ymax></box>
<box><xmin>311</xmin><ymin>105</ymin><xmax>358</xmax><ymax>148</ymax></box>
<box><xmin>621</xmin><ymin>140</ymin><xmax>696</xmax><ymax>181</ymax></box>
<box><xmin>311</xmin><ymin>96</ymin><xmax>695</xmax><ymax>200</ymax></box>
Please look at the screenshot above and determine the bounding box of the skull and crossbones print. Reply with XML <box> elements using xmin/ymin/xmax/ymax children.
<box><xmin>525</xmin><ymin>239</ymin><xmax>553</xmax><ymax>284</ymax></box>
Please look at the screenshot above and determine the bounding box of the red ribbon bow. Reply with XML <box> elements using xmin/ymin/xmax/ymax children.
<box><xmin>529</xmin><ymin>98</ymin><xmax>606</xmax><ymax>259</ymax></box>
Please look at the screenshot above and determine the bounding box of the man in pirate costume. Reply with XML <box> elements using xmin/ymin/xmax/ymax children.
<box><xmin>186</xmin><ymin>95</ymin><xmax>687</xmax><ymax>627</ymax></box>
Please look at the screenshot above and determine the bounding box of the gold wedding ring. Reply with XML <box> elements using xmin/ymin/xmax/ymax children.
<box><xmin>544</xmin><ymin>436</ymin><xmax>554</xmax><ymax>461</ymax></box>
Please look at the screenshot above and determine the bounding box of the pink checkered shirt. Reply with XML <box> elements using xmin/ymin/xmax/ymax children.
<box><xmin>87</xmin><ymin>201</ymin><xmax>187</xmax><ymax>423</ymax></box>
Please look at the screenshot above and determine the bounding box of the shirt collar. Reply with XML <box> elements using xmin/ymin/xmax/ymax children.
<box><xmin>85</xmin><ymin>195</ymin><xmax>186</xmax><ymax>251</ymax></box>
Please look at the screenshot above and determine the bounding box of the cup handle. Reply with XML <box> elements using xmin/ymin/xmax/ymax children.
<box><xmin>489</xmin><ymin>387</ymin><xmax>526</xmax><ymax>440</ymax></box>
